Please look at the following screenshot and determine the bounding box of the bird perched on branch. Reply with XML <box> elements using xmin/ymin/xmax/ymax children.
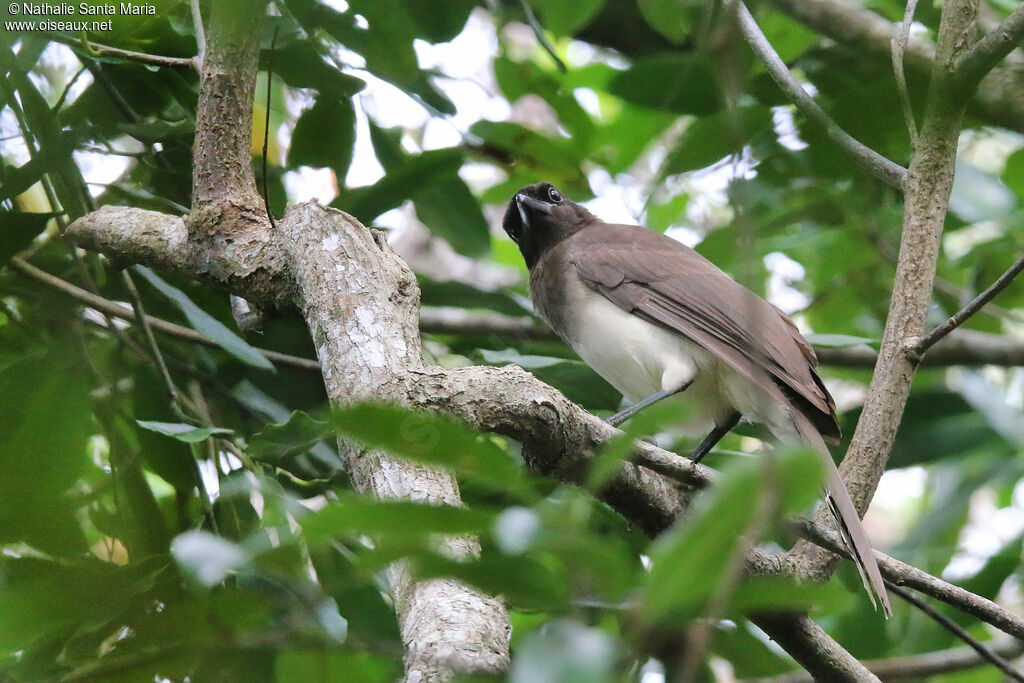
<box><xmin>502</xmin><ymin>182</ymin><xmax>891</xmax><ymax>617</ymax></box>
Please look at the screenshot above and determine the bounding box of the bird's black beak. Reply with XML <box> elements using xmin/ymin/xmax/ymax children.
<box><xmin>515</xmin><ymin>193</ymin><xmax>552</xmax><ymax>228</ymax></box>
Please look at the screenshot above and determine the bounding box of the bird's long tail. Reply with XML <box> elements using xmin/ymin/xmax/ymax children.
<box><xmin>791</xmin><ymin>413</ymin><xmax>892</xmax><ymax>618</ymax></box>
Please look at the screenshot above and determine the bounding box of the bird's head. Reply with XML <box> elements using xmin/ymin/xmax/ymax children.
<box><xmin>503</xmin><ymin>183</ymin><xmax>594</xmax><ymax>268</ymax></box>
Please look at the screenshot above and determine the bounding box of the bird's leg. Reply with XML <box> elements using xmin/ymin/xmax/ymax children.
<box><xmin>689</xmin><ymin>411</ymin><xmax>741</xmax><ymax>464</ymax></box>
<box><xmin>606</xmin><ymin>380</ymin><xmax>693</xmax><ymax>427</ymax></box>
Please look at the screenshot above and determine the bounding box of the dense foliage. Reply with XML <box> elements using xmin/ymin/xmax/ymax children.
<box><xmin>1</xmin><ymin>0</ymin><xmax>1023</xmax><ymax>679</ymax></box>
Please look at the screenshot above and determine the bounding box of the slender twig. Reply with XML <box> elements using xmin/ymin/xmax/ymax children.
<box><xmin>66</xmin><ymin>35</ymin><xmax>196</xmax><ymax>69</ymax></box>
<box><xmin>120</xmin><ymin>269</ymin><xmax>183</xmax><ymax>409</ymax></box>
<box><xmin>884</xmin><ymin>581</ymin><xmax>1024</xmax><ymax>681</ymax></box>
<box><xmin>891</xmin><ymin>0</ymin><xmax>920</xmax><ymax>145</ymax></box>
<box><xmin>953</xmin><ymin>3</ymin><xmax>1024</xmax><ymax>91</ymax></box>
<box><xmin>915</xmin><ymin>253</ymin><xmax>1024</xmax><ymax>355</ymax></box>
<box><xmin>730</xmin><ymin>0</ymin><xmax>908</xmax><ymax>190</ymax></box>
<box><xmin>7</xmin><ymin>257</ymin><xmax>320</xmax><ymax>371</ymax></box>
<box><xmin>518</xmin><ymin>0</ymin><xmax>568</xmax><ymax>73</ymax></box>
<box><xmin>52</xmin><ymin>66</ymin><xmax>88</xmax><ymax>112</ymax></box>
<box><xmin>768</xmin><ymin>639</ymin><xmax>1024</xmax><ymax>682</ymax></box>
<box><xmin>793</xmin><ymin>519</ymin><xmax>1024</xmax><ymax>641</ymax></box>
<box><xmin>261</xmin><ymin>28</ymin><xmax>279</xmax><ymax>230</ymax></box>
<box><xmin>191</xmin><ymin>0</ymin><xmax>207</xmax><ymax>69</ymax></box>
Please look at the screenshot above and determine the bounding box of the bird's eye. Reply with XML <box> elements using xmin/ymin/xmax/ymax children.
<box><xmin>547</xmin><ymin>187</ymin><xmax>563</xmax><ymax>203</ymax></box>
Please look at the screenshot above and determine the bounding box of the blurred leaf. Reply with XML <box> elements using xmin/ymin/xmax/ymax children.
<box><xmin>265</xmin><ymin>42</ymin><xmax>366</xmax><ymax>97</ymax></box>
<box><xmin>331</xmin><ymin>403</ymin><xmax>531</xmax><ymax>497</ymax></box>
<box><xmin>841</xmin><ymin>388</ymin><xmax>1010</xmax><ymax>468</ymax></box>
<box><xmin>662</xmin><ymin>106</ymin><xmax>772</xmax><ymax>175</ymax></box>
<box><xmin>636</xmin><ymin>0</ymin><xmax>699</xmax><ymax>44</ymax></box>
<box><xmin>136</xmin><ymin>420</ymin><xmax>233</xmax><ymax>443</ymax></box>
<box><xmin>1003</xmin><ymin>147</ymin><xmax>1024</xmax><ymax>199</ymax></box>
<box><xmin>533</xmin><ymin>0</ymin><xmax>607</xmax><ymax>35</ymax></box>
<box><xmin>510</xmin><ymin>620</ymin><xmax>617</xmax><ymax>683</ymax></box>
<box><xmin>134</xmin><ymin>266</ymin><xmax>275</xmax><ymax>371</ymax></box>
<box><xmin>959</xmin><ymin>534</ymin><xmax>1023</xmax><ymax>602</ymax></box>
<box><xmin>711</xmin><ymin>620</ymin><xmax>793</xmax><ymax>678</ymax></box>
<box><xmin>757</xmin><ymin>10</ymin><xmax>819</xmax><ymax>62</ymax></box>
<box><xmin>336</xmin><ymin>149</ymin><xmax>462</xmax><ymax>222</ymax></box>
<box><xmin>0</xmin><ymin>342</ymin><xmax>93</xmax><ymax>550</ymax></box>
<box><xmin>417</xmin><ymin>551</ymin><xmax>567</xmax><ymax>610</ymax></box>
<box><xmin>249</xmin><ymin>411</ymin><xmax>332</xmax><ymax>462</ymax></box>
<box><xmin>958</xmin><ymin>370</ymin><xmax>1024</xmax><ymax>448</ymax></box>
<box><xmin>276</xmin><ymin>650</ymin><xmax>399</xmax><ymax>683</ymax></box>
<box><xmin>642</xmin><ymin>446</ymin><xmax>822</xmax><ymax>623</ymax></box>
<box><xmin>288</xmin><ymin>96</ymin><xmax>356</xmax><ymax>180</ymax></box>
<box><xmin>411</xmin><ymin>174</ymin><xmax>491</xmax><ymax>257</ymax></box>
<box><xmin>419</xmin><ymin>277</ymin><xmax>531</xmax><ymax>316</ymax></box>
<box><xmin>0</xmin><ymin>211</ymin><xmax>53</xmax><ymax>261</ymax></box>
<box><xmin>948</xmin><ymin>161</ymin><xmax>1017</xmax><ymax>223</ymax></box>
<box><xmin>405</xmin><ymin>0</ymin><xmax>477</xmax><ymax>42</ymax></box>
<box><xmin>608</xmin><ymin>54</ymin><xmax>722</xmax><ymax>115</ymax></box>
<box><xmin>301</xmin><ymin>496</ymin><xmax>494</xmax><ymax>547</ymax></box>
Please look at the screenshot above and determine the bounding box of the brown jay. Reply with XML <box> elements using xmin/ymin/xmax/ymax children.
<box><xmin>503</xmin><ymin>182</ymin><xmax>891</xmax><ymax>617</ymax></box>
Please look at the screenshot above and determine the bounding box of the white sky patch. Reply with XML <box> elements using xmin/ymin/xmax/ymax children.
<box><xmin>573</xmin><ymin>88</ymin><xmax>601</xmax><ymax>118</ymax></box>
<box><xmin>764</xmin><ymin>251</ymin><xmax>810</xmax><ymax>313</ymax></box>
<box><xmin>346</xmin><ymin>101</ymin><xmax>386</xmax><ymax>188</ymax></box>
<box><xmin>772</xmin><ymin>106</ymin><xmax>807</xmax><ymax>151</ymax></box>
<box><xmin>74</xmin><ymin>149</ymin><xmax>132</xmax><ymax>197</ymax></box>
<box><xmin>945</xmin><ymin>487</ymin><xmax>1024</xmax><ymax>580</ymax></box>
<box><xmin>283</xmin><ymin>166</ymin><xmax>338</xmax><ymax>203</ymax></box>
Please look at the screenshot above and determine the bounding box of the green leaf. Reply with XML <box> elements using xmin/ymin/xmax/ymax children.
<box><xmin>1003</xmin><ymin>147</ymin><xmax>1024</xmax><ymax>199</ymax></box>
<box><xmin>248</xmin><ymin>411</ymin><xmax>332</xmax><ymax>462</ymax></box>
<box><xmin>0</xmin><ymin>211</ymin><xmax>53</xmax><ymax>262</ymax></box>
<box><xmin>532</xmin><ymin>0</ymin><xmax>607</xmax><ymax>35</ymax></box>
<box><xmin>266</xmin><ymin>42</ymin><xmax>366</xmax><ymax>97</ymax></box>
<box><xmin>415</xmin><ymin>550</ymin><xmax>568</xmax><ymax>610</ymax></box>
<box><xmin>662</xmin><ymin>106</ymin><xmax>773</xmax><ymax>175</ymax></box>
<box><xmin>288</xmin><ymin>96</ymin><xmax>356</xmax><ymax>180</ymax></box>
<box><xmin>757</xmin><ymin>10</ymin><xmax>819</xmax><ymax>62</ymax></box>
<box><xmin>137</xmin><ymin>420</ymin><xmax>233</xmax><ymax>443</ymax></box>
<box><xmin>0</xmin><ymin>342</ymin><xmax>93</xmax><ymax>550</ymax></box>
<box><xmin>134</xmin><ymin>266</ymin><xmax>275</xmax><ymax>371</ymax></box>
<box><xmin>331</xmin><ymin>402</ymin><xmax>532</xmax><ymax>498</ymax></box>
<box><xmin>405</xmin><ymin>0</ymin><xmax>477</xmax><ymax>42</ymax></box>
<box><xmin>642</xmin><ymin>446</ymin><xmax>823</xmax><ymax>623</ymax></box>
<box><xmin>335</xmin><ymin>149</ymin><xmax>463</xmax><ymax>222</ymax></box>
<box><xmin>301</xmin><ymin>496</ymin><xmax>494</xmax><ymax>546</ymax></box>
<box><xmin>276</xmin><ymin>651</ymin><xmax>400</xmax><ymax>683</ymax></box>
<box><xmin>411</xmin><ymin>175</ymin><xmax>491</xmax><ymax>257</ymax></box>
<box><xmin>637</xmin><ymin>0</ymin><xmax>701</xmax><ymax>44</ymax></box>
<box><xmin>609</xmin><ymin>54</ymin><xmax>722</xmax><ymax>115</ymax></box>
<box><xmin>418</xmin><ymin>277</ymin><xmax>531</xmax><ymax>317</ymax></box>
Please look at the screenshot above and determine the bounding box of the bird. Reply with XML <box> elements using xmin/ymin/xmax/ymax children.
<box><xmin>502</xmin><ymin>181</ymin><xmax>891</xmax><ymax>617</ymax></box>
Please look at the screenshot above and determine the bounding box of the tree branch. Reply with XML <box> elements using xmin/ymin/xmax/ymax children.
<box><xmin>883</xmin><ymin>582</ymin><xmax>1024</xmax><ymax>681</ymax></box>
<box><xmin>767</xmin><ymin>0</ymin><xmax>1024</xmax><ymax>134</ymax></box>
<box><xmin>730</xmin><ymin>0</ymin><xmax>907</xmax><ymax>190</ymax></box>
<box><xmin>915</xmin><ymin>253</ymin><xmax>1024</xmax><ymax>355</ymax></box>
<box><xmin>419</xmin><ymin>308</ymin><xmax>1024</xmax><ymax>367</ymax></box>
<box><xmin>796</xmin><ymin>1</ymin><xmax>978</xmax><ymax>586</ymax></box>
<box><xmin>794</xmin><ymin>519</ymin><xmax>1024</xmax><ymax>641</ymax></box>
<box><xmin>954</xmin><ymin>2</ymin><xmax>1024</xmax><ymax>91</ymax></box>
<box><xmin>7</xmin><ymin>257</ymin><xmax>320</xmax><ymax>372</ymax></box>
<box><xmin>770</xmin><ymin>639</ymin><xmax>1024</xmax><ymax>682</ymax></box>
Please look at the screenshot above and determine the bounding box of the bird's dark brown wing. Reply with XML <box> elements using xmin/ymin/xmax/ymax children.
<box><xmin>570</xmin><ymin>223</ymin><xmax>839</xmax><ymax>438</ymax></box>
